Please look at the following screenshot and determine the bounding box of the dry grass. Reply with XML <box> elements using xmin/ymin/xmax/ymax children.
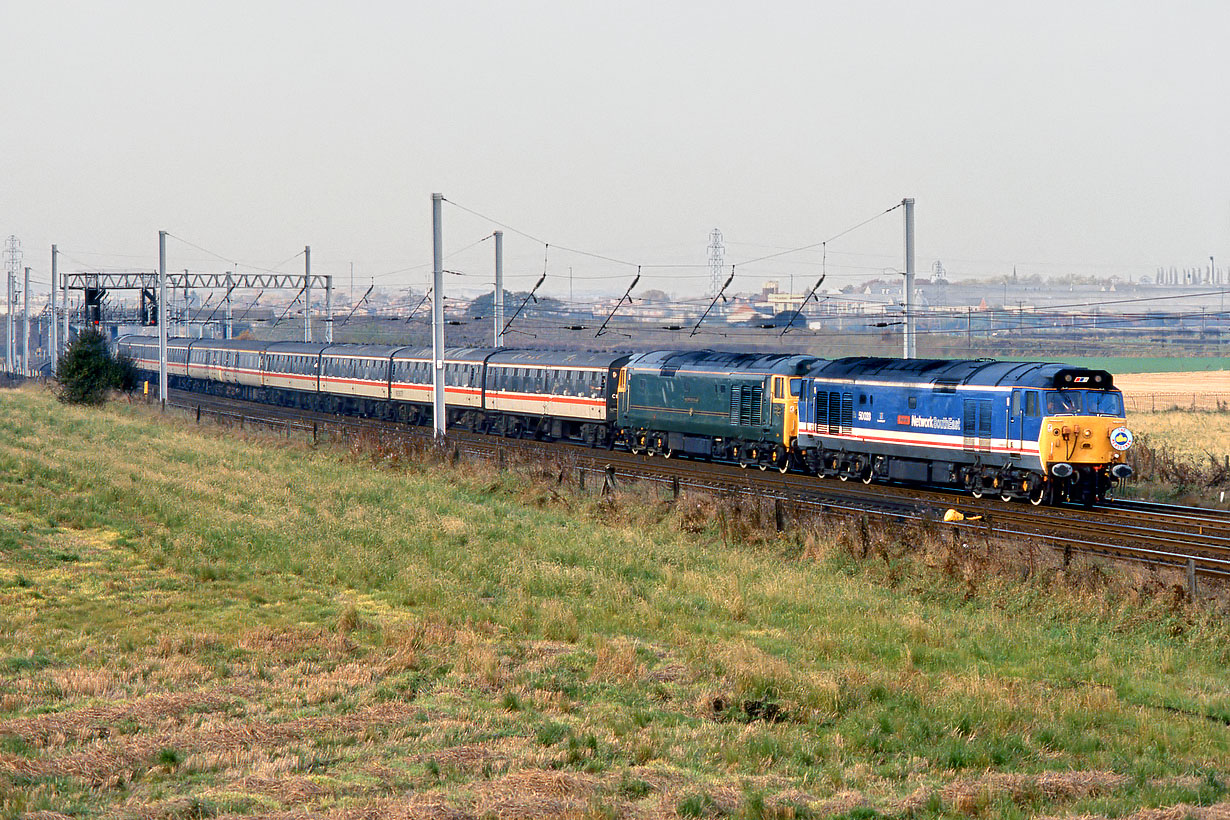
<box><xmin>1</xmin><ymin>385</ymin><xmax>1229</xmax><ymax>819</ymax></box>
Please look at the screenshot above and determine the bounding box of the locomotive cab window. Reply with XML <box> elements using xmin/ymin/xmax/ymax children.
<box><xmin>1025</xmin><ymin>391</ymin><xmax>1040</xmax><ymax>417</ymax></box>
<box><xmin>790</xmin><ymin>378</ymin><xmax>801</xmax><ymax>396</ymax></box>
<box><xmin>1086</xmin><ymin>391</ymin><xmax>1123</xmax><ymax>417</ymax></box>
<box><xmin>773</xmin><ymin>377</ymin><xmax>784</xmax><ymax>400</ymax></box>
<box><xmin>1045</xmin><ymin>390</ymin><xmax>1082</xmax><ymax>414</ymax></box>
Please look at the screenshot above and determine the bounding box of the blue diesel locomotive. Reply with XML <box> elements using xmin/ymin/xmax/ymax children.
<box><xmin>795</xmin><ymin>357</ymin><xmax>1133</xmax><ymax>505</ymax></box>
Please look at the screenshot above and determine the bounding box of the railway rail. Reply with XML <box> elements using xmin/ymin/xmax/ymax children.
<box><xmin>161</xmin><ymin>389</ymin><xmax>1230</xmax><ymax>587</ymax></box>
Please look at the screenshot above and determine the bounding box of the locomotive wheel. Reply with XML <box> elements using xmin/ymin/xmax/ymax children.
<box><xmin>777</xmin><ymin>458</ymin><xmax>790</xmax><ymax>475</ymax></box>
<box><xmin>662</xmin><ymin>447</ymin><xmax>673</xmax><ymax>459</ymax></box>
<box><xmin>838</xmin><ymin>471</ymin><xmax>850</xmax><ymax>482</ymax></box>
<box><xmin>758</xmin><ymin>462</ymin><xmax>768</xmax><ymax>471</ymax></box>
<box><xmin>1000</xmin><ymin>490</ymin><xmax>1014</xmax><ymax>502</ymax></box>
<box><xmin>970</xmin><ymin>484</ymin><xmax>984</xmax><ymax>499</ymax></box>
<box><xmin>1029</xmin><ymin>482</ymin><xmax>1048</xmax><ymax>506</ymax></box>
<box><xmin>861</xmin><ymin>468</ymin><xmax>874</xmax><ymax>485</ymax></box>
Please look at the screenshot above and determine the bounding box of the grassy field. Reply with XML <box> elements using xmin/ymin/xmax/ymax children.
<box><xmin>1122</xmin><ymin>406</ymin><xmax>1230</xmax><ymax>504</ymax></box>
<box><xmin>1058</xmin><ymin>357</ymin><xmax>1230</xmax><ymax>374</ymax></box>
<box><xmin>1</xmin><ymin>386</ymin><xmax>1229</xmax><ymax>819</ymax></box>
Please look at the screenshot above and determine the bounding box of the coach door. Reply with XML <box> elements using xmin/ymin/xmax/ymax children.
<box><xmin>616</xmin><ymin>367</ymin><xmax>628</xmax><ymax>416</ymax></box>
<box><xmin>1007</xmin><ymin>389</ymin><xmax>1025</xmax><ymax>455</ymax></box>
<box><xmin>962</xmin><ymin>398</ymin><xmax>993</xmax><ymax>452</ymax></box>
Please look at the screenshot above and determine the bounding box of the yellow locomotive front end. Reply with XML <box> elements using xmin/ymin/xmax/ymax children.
<box><xmin>1035</xmin><ymin>376</ymin><xmax>1133</xmax><ymax>504</ymax></box>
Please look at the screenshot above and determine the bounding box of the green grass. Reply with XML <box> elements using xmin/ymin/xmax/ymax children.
<box><xmin>0</xmin><ymin>384</ymin><xmax>1227</xmax><ymax>818</ymax></box>
<box><xmin>1057</xmin><ymin>356</ymin><xmax>1230</xmax><ymax>373</ymax></box>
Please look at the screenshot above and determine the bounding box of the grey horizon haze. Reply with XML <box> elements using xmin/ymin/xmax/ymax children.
<box><xmin>1</xmin><ymin>0</ymin><xmax>1227</xmax><ymax>302</ymax></box>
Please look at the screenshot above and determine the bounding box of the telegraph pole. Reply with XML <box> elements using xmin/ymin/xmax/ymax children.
<box><xmin>902</xmin><ymin>197</ymin><xmax>916</xmax><ymax>359</ymax></box>
<box><xmin>431</xmin><ymin>193</ymin><xmax>446</xmax><ymax>437</ymax></box>
<box><xmin>325</xmin><ymin>272</ymin><xmax>333</xmax><ymax>343</ymax></box>
<box><xmin>304</xmin><ymin>246</ymin><xmax>311</xmax><ymax>342</ymax></box>
<box><xmin>22</xmin><ymin>267</ymin><xmax>29</xmax><ymax>376</ymax></box>
<box><xmin>62</xmin><ymin>265</ymin><xmax>69</xmax><ymax>357</ymax></box>
<box><xmin>158</xmin><ymin>230</ymin><xmax>167</xmax><ymax>403</ymax></box>
<box><xmin>50</xmin><ymin>246</ymin><xmax>57</xmax><ymax>360</ymax></box>
<box><xmin>494</xmin><ymin>230</ymin><xmax>504</xmax><ymax>347</ymax></box>
<box><xmin>225</xmin><ymin>271</ymin><xmax>233</xmax><ymax>340</ymax></box>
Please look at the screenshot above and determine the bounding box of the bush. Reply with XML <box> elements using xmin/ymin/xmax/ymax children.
<box><xmin>55</xmin><ymin>328</ymin><xmax>137</xmax><ymax>405</ymax></box>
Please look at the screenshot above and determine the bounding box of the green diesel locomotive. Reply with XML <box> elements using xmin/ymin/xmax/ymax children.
<box><xmin>615</xmin><ymin>350</ymin><xmax>820</xmax><ymax>471</ymax></box>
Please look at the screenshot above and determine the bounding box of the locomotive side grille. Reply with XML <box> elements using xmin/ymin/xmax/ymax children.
<box><xmin>743</xmin><ymin>385</ymin><xmax>762</xmax><ymax>426</ymax></box>
<box><xmin>977</xmin><ymin>400</ymin><xmax>992</xmax><ymax>449</ymax></box>
<box><xmin>840</xmin><ymin>392</ymin><xmax>853</xmax><ymax>435</ymax></box>
<box><xmin>963</xmin><ymin>401</ymin><xmax>976</xmax><ymax>450</ymax></box>
<box><xmin>828</xmin><ymin>391</ymin><xmax>840</xmax><ymax>435</ymax></box>
<box><xmin>962</xmin><ymin>399</ymin><xmax>993</xmax><ymax>451</ymax></box>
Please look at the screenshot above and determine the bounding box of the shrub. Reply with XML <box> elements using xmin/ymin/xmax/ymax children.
<box><xmin>55</xmin><ymin>328</ymin><xmax>137</xmax><ymax>404</ymax></box>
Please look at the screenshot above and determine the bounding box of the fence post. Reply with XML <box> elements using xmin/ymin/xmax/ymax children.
<box><xmin>1187</xmin><ymin>558</ymin><xmax>1197</xmax><ymax>599</ymax></box>
<box><xmin>774</xmin><ymin>498</ymin><xmax>786</xmax><ymax>532</ymax></box>
<box><xmin>602</xmin><ymin>465</ymin><xmax>617</xmax><ymax>496</ymax></box>
<box><xmin>671</xmin><ymin>475</ymin><xmax>680</xmax><ymax>500</ymax></box>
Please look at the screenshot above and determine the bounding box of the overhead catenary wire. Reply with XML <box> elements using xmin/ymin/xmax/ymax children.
<box><xmin>595</xmin><ymin>267</ymin><xmax>641</xmax><ymax>338</ymax></box>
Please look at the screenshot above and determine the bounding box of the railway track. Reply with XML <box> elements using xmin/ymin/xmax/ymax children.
<box><xmin>161</xmin><ymin>390</ymin><xmax>1230</xmax><ymax>585</ymax></box>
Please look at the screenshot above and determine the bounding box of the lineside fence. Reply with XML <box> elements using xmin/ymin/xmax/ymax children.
<box><xmin>1123</xmin><ymin>392</ymin><xmax>1230</xmax><ymax>412</ymax></box>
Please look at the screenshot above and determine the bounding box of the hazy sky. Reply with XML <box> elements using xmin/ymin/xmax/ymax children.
<box><xmin>2</xmin><ymin>0</ymin><xmax>1227</xmax><ymax>302</ymax></box>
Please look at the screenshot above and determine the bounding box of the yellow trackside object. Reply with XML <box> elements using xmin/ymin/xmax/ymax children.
<box><xmin>943</xmin><ymin>509</ymin><xmax>983</xmax><ymax>523</ymax></box>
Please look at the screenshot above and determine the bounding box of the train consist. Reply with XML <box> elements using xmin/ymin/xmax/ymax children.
<box><xmin>118</xmin><ymin>336</ymin><xmax>1133</xmax><ymax>505</ymax></box>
